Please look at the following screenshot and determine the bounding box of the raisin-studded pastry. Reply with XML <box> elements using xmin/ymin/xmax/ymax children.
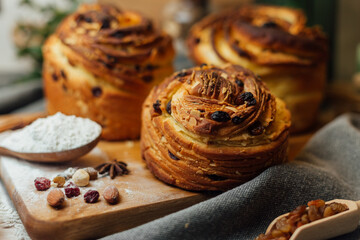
<box><xmin>141</xmin><ymin>64</ymin><xmax>291</xmax><ymax>191</ymax></box>
<box><xmin>43</xmin><ymin>4</ymin><xmax>174</xmax><ymax>140</ymax></box>
<box><xmin>187</xmin><ymin>5</ymin><xmax>327</xmax><ymax>133</ymax></box>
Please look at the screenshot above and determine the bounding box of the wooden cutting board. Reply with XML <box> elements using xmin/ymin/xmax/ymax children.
<box><xmin>0</xmin><ymin>113</ymin><xmax>312</xmax><ymax>240</ymax></box>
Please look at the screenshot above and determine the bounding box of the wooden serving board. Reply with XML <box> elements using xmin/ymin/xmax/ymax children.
<box><xmin>0</xmin><ymin>113</ymin><xmax>312</xmax><ymax>240</ymax></box>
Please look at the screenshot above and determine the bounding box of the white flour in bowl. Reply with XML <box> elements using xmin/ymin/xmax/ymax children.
<box><xmin>0</xmin><ymin>112</ymin><xmax>102</xmax><ymax>153</ymax></box>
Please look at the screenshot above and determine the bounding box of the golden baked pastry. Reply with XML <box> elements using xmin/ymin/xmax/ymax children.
<box><xmin>43</xmin><ymin>4</ymin><xmax>174</xmax><ymax>140</ymax></box>
<box><xmin>187</xmin><ymin>5</ymin><xmax>327</xmax><ymax>133</ymax></box>
<box><xmin>141</xmin><ymin>64</ymin><xmax>291</xmax><ymax>191</ymax></box>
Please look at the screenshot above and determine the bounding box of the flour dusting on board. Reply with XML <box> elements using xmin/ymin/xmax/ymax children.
<box><xmin>0</xmin><ymin>112</ymin><xmax>101</xmax><ymax>153</ymax></box>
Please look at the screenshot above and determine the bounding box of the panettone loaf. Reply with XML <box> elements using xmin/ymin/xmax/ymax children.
<box><xmin>43</xmin><ymin>4</ymin><xmax>175</xmax><ymax>140</ymax></box>
<box><xmin>187</xmin><ymin>5</ymin><xmax>327</xmax><ymax>133</ymax></box>
<box><xmin>141</xmin><ymin>64</ymin><xmax>291</xmax><ymax>191</ymax></box>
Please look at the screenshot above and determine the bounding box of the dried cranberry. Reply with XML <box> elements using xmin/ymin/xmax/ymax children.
<box><xmin>84</xmin><ymin>190</ymin><xmax>99</xmax><ymax>203</ymax></box>
<box><xmin>34</xmin><ymin>177</ymin><xmax>51</xmax><ymax>191</ymax></box>
<box><xmin>153</xmin><ymin>100</ymin><xmax>162</xmax><ymax>114</ymax></box>
<box><xmin>64</xmin><ymin>182</ymin><xmax>80</xmax><ymax>198</ymax></box>
<box><xmin>211</xmin><ymin>111</ymin><xmax>230</xmax><ymax>122</ymax></box>
<box><xmin>166</xmin><ymin>101</ymin><xmax>172</xmax><ymax>114</ymax></box>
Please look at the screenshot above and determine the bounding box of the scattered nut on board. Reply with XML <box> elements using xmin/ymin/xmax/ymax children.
<box><xmin>73</xmin><ymin>169</ymin><xmax>90</xmax><ymax>187</ymax></box>
<box><xmin>53</xmin><ymin>175</ymin><xmax>66</xmax><ymax>187</ymax></box>
<box><xmin>103</xmin><ymin>185</ymin><xmax>120</xmax><ymax>204</ymax></box>
<box><xmin>83</xmin><ymin>167</ymin><xmax>98</xmax><ymax>180</ymax></box>
<box><xmin>62</xmin><ymin>167</ymin><xmax>79</xmax><ymax>180</ymax></box>
<box><xmin>47</xmin><ymin>189</ymin><xmax>65</xmax><ymax>208</ymax></box>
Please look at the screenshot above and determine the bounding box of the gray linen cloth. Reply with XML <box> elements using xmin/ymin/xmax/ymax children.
<box><xmin>102</xmin><ymin>113</ymin><xmax>360</xmax><ymax>240</ymax></box>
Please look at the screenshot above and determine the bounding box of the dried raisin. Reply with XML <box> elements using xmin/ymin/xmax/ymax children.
<box><xmin>262</xmin><ymin>21</ymin><xmax>278</xmax><ymax>28</ymax></box>
<box><xmin>232</xmin><ymin>116</ymin><xmax>244</xmax><ymax>125</ymax></box>
<box><xmin>235</xmin><ymin>79</ymin><xmax>244</xmax><ymax>88</ymax></box>
<box><xmin>211</xmin><ymin>111</ymin><xmax>230</xmax><ymax>122</ymax></box>
<box><xmin>91</xmin><ymin>87</ymin><xmax>102</xmax><ymax>97</ymax></box>
<box><xmin>240</xmin><ymin>92</ymin><xmax>254</xmax><ymax>102</ymax></box>
<box><xmin>153</xmin><ymin>100</ymin><xmax>162</xmax><ymax>114</ymax></box>
<box><xmin>168</xmin><ymin>151</ymin><xmax>179</xmax><ymax>160</ymax></box>
<box><xmin>84</xmin><ymin>190</ymin><xmax>100</xmax><ymax>203</ymax></box>
<box><xmin>248</xmin><ymin>121</ymin><xmax>264</xmax><ymax>136</ymax></box>
<box><xmin>166</xmin><ymin>101</ymin><xmax>172</xmax><ymax>114</ymax></box>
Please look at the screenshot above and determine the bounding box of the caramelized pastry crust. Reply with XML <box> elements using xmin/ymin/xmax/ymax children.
<box><xmin>187</xmin><ymin>5</ymin><xmax>327</xmax><ymax>133</ymax></box>
<box><xmin>141</xmin><ymin>65</ymin><xmax>291</xmax><ymax>191</ymax></box>
<box><xmin>43</xmin><ymin>4</ymin><xmax>174</xmax><ymax>140</ymax></box>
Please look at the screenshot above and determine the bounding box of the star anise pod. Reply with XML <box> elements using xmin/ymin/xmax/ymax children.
<box><xmin>95</xmin><ymin>159</ymin><xmax>129</xmax><ymax>179</ymax></box>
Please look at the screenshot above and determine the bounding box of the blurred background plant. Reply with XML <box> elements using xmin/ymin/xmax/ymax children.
<box><xmin>13</xmin><ymin>0</ymin><xmax>82</xmax><ymax>82</ymax></box>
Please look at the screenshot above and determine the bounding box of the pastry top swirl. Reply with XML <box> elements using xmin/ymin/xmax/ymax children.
<box><xmin>187</xmin><ymin>5</ymin><xmax>327</xmax><ymax>66</ymax></box>
<box><xmin>55</xmin><ymin>4</ymin><xmax>174</xmax><ymax>92</ymax></box>
<box><xmin>149</xmin><ymin>64</ymin><xmax>290</xmax><ymax>146</ymax></box>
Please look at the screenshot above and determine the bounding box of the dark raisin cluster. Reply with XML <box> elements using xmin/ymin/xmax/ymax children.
<box><xmin>211</xmin><ymin>111</ymin><xmax>231</xmax><ymax>122</ymax></box>
<box><xmin>153</xmin><ymin>100</ymin><xmax>162</xmax><ymax>114</ymax></box>
<box><xmin>240</xmin><ymin>92</ymin><xmax>256</xmax><ymax>106</ymax></box>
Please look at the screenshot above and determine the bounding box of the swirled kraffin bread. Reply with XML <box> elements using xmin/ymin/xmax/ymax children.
<box><xmin>187</xmin><ymin>5</ymin><xmax>327</xmax><ymax>133</ymax></box>
<box><xmin>43</xmin><ymin>4</ymin><xmax>174</xmax><ymax>140</ymax></box>
<box><xmin>141</xmin><ymin>64</ymin><xmax>291</xmax><ymax>191</ymax></box>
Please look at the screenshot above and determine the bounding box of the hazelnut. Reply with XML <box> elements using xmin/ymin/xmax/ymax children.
<box><xmin>72</xmin><ymin>169</ymin><xmax>90</xmax><ymax>187</ymax></box>
<box><xmin>47</xmin><ymin>189</ymin><xmax>65</xmax><ymax>208</ymax></box>
<box><xmin>103</xmin><ymin>185</ymin><xmax>120</xmax><ymax>204</ymax></box>
<box><xmin>62</xmin><ymin>167</ymin><xmax>79</xmax><ymax>180</ymax></box>
<box><xmin>83</xmin><ymin>167</ymin><xmax>98</xmax><ymax>180</ymax></box>
<box><xmin>53</xmin><ymin>175</ymin><xmax>66</xmax><ymax>187</ymax></box>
